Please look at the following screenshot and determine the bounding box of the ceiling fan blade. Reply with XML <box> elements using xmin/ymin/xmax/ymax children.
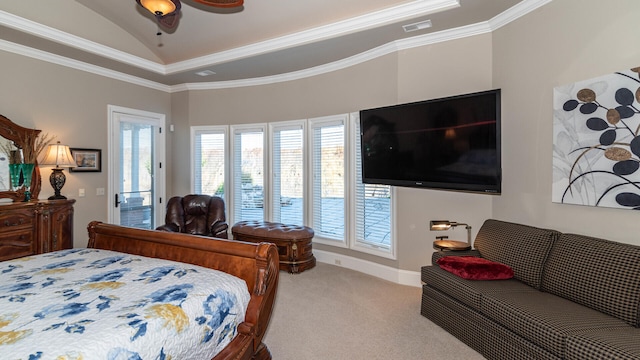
<box><xmin>192</xmin><ymin>0</ymin><xmax>243</xmax><ymax>8</ymax></box>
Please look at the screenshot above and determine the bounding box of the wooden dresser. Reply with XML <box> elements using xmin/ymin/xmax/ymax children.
<box><xmin>0</xmin><ymin>199</ymin><xmax>75</xmax><ymax>261</ymax></box>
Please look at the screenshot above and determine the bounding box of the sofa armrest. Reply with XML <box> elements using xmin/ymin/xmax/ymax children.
<box><xmin>431</xmin><ymin>249</ymin><xmax>481</xmax><ymax>265</ymax></box>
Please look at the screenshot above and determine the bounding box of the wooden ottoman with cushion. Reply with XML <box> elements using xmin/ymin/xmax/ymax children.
<box><xmin>232</xmin><ymin>220</ymin><xmax>316</xmax><ymax>274</ymax></box>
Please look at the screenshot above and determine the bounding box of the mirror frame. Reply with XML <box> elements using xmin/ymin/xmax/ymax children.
<box><xmin>0</xmin><ymin>114</ymin><xmax>42</xmax><ymax>201</ymax></box>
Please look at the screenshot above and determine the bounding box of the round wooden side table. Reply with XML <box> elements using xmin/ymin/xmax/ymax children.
<box><xmin>433</xmin><ymin>239</ymin><xmax>471</xmax><ymax>251</ymax></box>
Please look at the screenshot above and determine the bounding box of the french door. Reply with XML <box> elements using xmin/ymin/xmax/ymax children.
<box><xmin>108</xmin><ymin>105</ymin><xmax>165</xmax><ymax>229</ymax></box>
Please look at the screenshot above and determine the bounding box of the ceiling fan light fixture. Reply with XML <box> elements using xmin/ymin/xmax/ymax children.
<box><xmin>137</xmin><ymin>0</ymin><xmax>181</xmax><ymax>17</ymax></box>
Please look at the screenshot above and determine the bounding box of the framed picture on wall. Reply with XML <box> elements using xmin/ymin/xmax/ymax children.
<box><xmin>70</xmin><ymin>148</ymin><xmax>101</xmax><ymax>172</ymax></box>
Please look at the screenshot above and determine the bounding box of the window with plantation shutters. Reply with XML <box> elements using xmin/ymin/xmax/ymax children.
<box><xmin>192</xmin><ymin>126</ymin><xmax>226</xmax><ymax>197</ymax></box>
<box><xmin>231</xmin><ymin>126</ymin><xmax>265</xmax><ymax>223</ymax></box>
<box><xmin>190</xmin><ymin>113</ymin><xmax>395</xmax><ymax>259</ymax></box>
<box><xmin>352</xmin><ymin>113</ymin><xmax>393</xmax><ymax>253</ymax></box>
<box><xmin>309</xmin><ymin>116</ymin><xmax>346</xmax><ymax>244</ymax></box>
<box><xmin>271</xmin><ymin>122</ymin><xmax>304</xmax><ymax>225</ymax></box>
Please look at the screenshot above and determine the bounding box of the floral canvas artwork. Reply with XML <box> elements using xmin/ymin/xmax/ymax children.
<box><xmin>553</xmin><ymin>67</ymin><xmax>640</xmax><ymax>209</ymax></box>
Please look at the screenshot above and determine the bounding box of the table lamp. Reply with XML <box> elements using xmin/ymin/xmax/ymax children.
<box><xmin>39</xmin><ymin>141</ymin><xmax>76</xmax><ymax>200</ymax></box>
<box><xmin>430</xmin><ymin>220</ymin><xmax>472</xmax><ymax>251</ymax></box>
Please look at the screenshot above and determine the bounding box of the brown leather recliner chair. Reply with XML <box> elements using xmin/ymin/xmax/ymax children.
<box><xmin>156</xmin><ymin>194</ymin><xmax>229</xmax><ymax>239</ymax></box>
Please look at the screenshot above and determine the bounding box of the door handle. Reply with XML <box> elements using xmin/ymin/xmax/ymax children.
<box><xmin>115</xmin><ymin>194</ymin><xmax>121</xmax><ymax>208</ymax></box>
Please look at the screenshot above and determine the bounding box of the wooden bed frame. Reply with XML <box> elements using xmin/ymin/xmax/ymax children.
<box><xmin>87</xmin><ymin>221</ymin><xmax>280</xmax><ymax>360</ymax></box>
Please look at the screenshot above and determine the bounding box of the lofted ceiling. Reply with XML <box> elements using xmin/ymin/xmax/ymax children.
<box><xmin>0</xmin><ymin>0</ymin><xmax>529</xmax><ymax>89</ymax></box>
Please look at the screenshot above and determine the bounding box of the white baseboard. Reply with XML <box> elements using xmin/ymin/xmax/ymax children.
<box><xmin>314</xmin><ymin>250</ymin><xmax>422</xmax><ymax>287</ymax></box>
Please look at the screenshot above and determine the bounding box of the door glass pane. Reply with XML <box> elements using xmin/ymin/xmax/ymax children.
<box><xmin>120</xmin><ymin>122</ymin><xmax>154</xmax><ymax>229</ymax></box>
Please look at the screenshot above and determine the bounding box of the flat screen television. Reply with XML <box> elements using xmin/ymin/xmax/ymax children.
<box><xmin>359</xmin><ymin>89</ymin><xmax>501</xmax><ymax>194</ymax></box>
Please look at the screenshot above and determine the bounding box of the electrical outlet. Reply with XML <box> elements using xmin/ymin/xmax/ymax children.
<box><xmin>96</xmin><ymin>188</ymin><xmax>105</xmax><ymax>196</ymax></box>
<box><xmin>78</xmin><ymin>188</ymin><xmax>85</xmax><ymax>197</ymax></box>
<box><xmin>334</xmin><ymin>259</ymin><xmax>341</xmax><ymax>265</ymax></box>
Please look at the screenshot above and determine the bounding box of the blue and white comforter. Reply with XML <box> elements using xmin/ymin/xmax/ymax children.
<box><xmin>0</xmin><ymin>248</ymin><xmax>251</xmax><ymax>360</ymax></box>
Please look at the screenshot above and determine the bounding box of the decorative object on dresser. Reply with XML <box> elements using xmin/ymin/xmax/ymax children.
<box><xmin>0</xmin><ymin>199</ymin><xmax>75</xmax><ymax>261</ymax></box>
<box><xmin>430</xmin><ymin>220</ymin><xmax>472</xmax><ymax>251</ymax></box>
<box><xmin>232</xmin><ymin>220</ymin><xmax>315</xmax><ymax>274</ymax></box>
<box><xmin>39</xmin><ymin>141</ymin><xmax>76</xmax><ymax>200</ymax></box>
<box><xmin>0</xmin><ymin>114</ymin><xmax>48</xmax><ymax>201</ymax></box>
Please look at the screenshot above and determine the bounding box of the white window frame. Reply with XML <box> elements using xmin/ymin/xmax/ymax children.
<box><xmin>191</xmin><ymin>125</ymin><xmax>229</xmax><ymax>203</ymax></box>
<box><xmin>268</xmin><ymin>119</ymin><xmax>307</xmax><ymax>225</ymax></box>
<box><xmin>349</xmin><ymin>112</ymin><xmax>396</xmax><ymax>259</ymax></box>
<box><xmin>308</xmin><ymin>114</ymin><xmax>349</xmax><ymax>248</ymax></box>
<box><xmin>229</xmin><ymin>124</ymin><xmax>267</xmax><ymax>226</ymax></box>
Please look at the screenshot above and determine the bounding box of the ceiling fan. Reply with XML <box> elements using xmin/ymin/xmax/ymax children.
<box><xmin>136</xmin><ymin>0</ymin><xmax>243</xmax><ymax>28</ymax></box>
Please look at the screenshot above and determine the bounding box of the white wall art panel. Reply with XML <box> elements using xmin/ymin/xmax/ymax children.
<box><xmin>553</xmin><ymin>67</ymin><xmax>640</xmax><ymax>209</ymax></box>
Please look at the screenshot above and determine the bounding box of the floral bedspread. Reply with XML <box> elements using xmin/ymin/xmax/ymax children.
<box><xmin>0</xmin><ymin>248</ymin><xmax>251</xmax><ymax>360</ymax></box>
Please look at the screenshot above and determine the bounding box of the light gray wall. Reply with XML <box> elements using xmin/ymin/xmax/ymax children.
<box><xmin>0</xmin><ymin>51</ymin><xmax>170</xmax><ymax>247</ymax></box>
<box><xmin>492</xmin><ymin>0</ymin><xmax>640</xmax><ymax>245</ymax></box>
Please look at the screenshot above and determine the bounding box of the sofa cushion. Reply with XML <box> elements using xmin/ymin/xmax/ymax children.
<box><xmin>541</xmin><ymin>233</ymin><xmax>640</xmax><ymax>327</ymax></box>
<box><xmin>565</xmin><ymin>327</ymin><xmax>640</xmax><ymax>360</ymax></box>
<box><xmin>437</xmin><ymin>256</ymin><xmax>514</xmax><ymax>280</ymax></box>
<box><xmin>431</xmin><ymin>248</ymin><xmax>480</xmax><ymax>265</ymax></box>
<box><xmin>422</xmin><ymin>265</ymin><xmax>536</xmax><ymax>310</ymax></box>
<box><xmin>474</xmin><ymin>219</ymin><xmax>559</xmax><ymax>289</ymax></box>
<box><xmin>481</xmin><ymin>291</ymin><xmax>629</xmax><ymax>358</ymax></box>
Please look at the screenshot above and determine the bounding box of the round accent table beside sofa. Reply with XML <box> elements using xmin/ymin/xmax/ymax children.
<box><xmin>231</xmin><ymin>220</ymin><xmax>316</xmax><ymax>274</ymax></box>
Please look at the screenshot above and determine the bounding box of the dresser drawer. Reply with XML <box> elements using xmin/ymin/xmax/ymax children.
<box><xmin>0</xmin><ymin>229</ymin><xmax>35</xmax><ymax>261</ymax></box>
<box><xmin>0</xmin><ymin>212</ymin><xmax>34</xmax><ymax>229</ymax></box>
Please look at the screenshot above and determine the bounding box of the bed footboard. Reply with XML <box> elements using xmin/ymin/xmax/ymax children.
<box><xmin>87</xmin><ymin>221</ymin><xmax>279</xmax><ymax>360</ymax></box>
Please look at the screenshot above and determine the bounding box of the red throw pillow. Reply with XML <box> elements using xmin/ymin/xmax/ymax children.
<box><xmin>437</xmin><ymin>256</ymin><xmax>514</xmax><ymax>280</ymax></box>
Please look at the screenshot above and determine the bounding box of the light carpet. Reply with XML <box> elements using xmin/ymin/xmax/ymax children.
<box><xmin>263</xmin><ymin>262</ymin><xmax>485</xmax><ymax>359</ymax></box>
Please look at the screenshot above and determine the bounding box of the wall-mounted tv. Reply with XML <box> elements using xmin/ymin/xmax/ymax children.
<box><xmin>359</xmin><ymin>89</ymin><xmax>501</xmax><ymax>194</ymax></box>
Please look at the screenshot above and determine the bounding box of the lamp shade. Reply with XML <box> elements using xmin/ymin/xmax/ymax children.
<box><xmin>137</xmin><ymin>0</ymin><xmax>180</xmax><ymax>16</ymax></box>
<box><xmin>39</xmin><ymin>142</ymin><xmax>76</xmax><ymax>168</ymax></box>
<box><xmin>430</xmin><ymin>220</ymin><xmax>453</xmax><ymax>231</ymax></box>
<box><xmin>429</xmin><ymin>219</ymin><xmax>473</xmax><ymax>248</ymax></box>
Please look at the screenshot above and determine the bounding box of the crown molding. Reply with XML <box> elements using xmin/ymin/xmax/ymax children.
<box><xmin>166</xmin><ymin>0</ymin><xmax>460</xmax><ymax>74</ymax></box>
<box><xmin>178</xmin><ymin>21</ymin><xmax>493</xmax><ymax>92</ymax></box>
<box><xmin>489</xmin><ymin>0</ymin><xmax>553</xmax><ymax>30</ymax></box>
<box><xmin>0</xmin><ymin>0</ymin><xmax>551</xmax><ymax>93</ymax></box>
<box><xmin>0</xmin><ymin>0</ymin><xmax>460</xmax><ymax>77</ymax></box>
<box><xmin>178</xmin><ymin>0</ymin><xmax>550</xmax><ymax>91</ymax></box>
<box><xmin>0</xmin><ymin>39</ymin><xmax>170</xmax><ymax>92</ymax></box>
<box><xmin>0</xmin><ymin>10</ymin><xmax>166</xmax><ymax>75</ymax></box>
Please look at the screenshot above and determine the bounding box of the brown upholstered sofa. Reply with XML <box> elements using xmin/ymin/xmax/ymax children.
<box><xmin>156</xmin><ymin>194</ymin><xmax>229</xmax><ymax>238</ymax></box>
<box><xmin>421</xmin><ymin>219</ymin><xmax>640</xmax><ymax>359</ymax></box>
